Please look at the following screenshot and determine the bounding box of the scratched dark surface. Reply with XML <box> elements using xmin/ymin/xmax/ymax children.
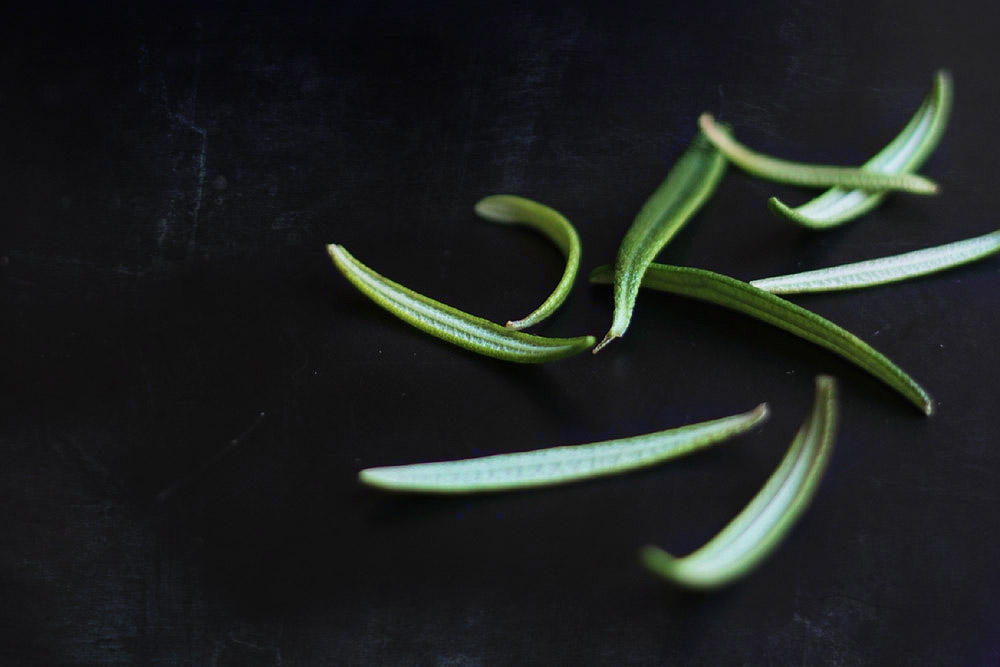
<box><xmin>2</xmin><ymin>1</ymin><xmax>999</xmax><ymax>665</ymax></box>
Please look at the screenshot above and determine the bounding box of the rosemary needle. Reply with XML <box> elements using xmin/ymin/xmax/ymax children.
<box><xmin>328</xmin><ymin>244</ymin><xmax>595</xmax><ymax>363</ymax></box>
<box><xmin>359</xmin><ymin>403</ymin><xmax>769</xmax><ymax>493</ymax></box>
<box><xmin>641</xmin><ymin>375</ymin><xmax>838</xmax><ymax>590</ymax></box>
<box><xmin>699</xmin><ymin>113</ymin><xmax>939</xmax><ymax>195</ymax></box>
<box><xmin>750</xmin><ymin>229</ymin><xmax>1000</xmax><ymax>295</ymax></box>
<box><xmin>474</xmin><ymin>194</ymin><xmax>581</xmax><ymax>330</ymax></box>
<box><xmin>590</xmin><ymin>263</ymin><xmax>932</xmax><ymax>414</ymax></box>
<box><xmin>594</xmin><ymin>129</ymin><xmax>727</xmax><ymax>353</ymax></box>
<box><xmin>770</xmin><ymin>70</ymin><xmax>953</xmax><ymax>228</ymax></box>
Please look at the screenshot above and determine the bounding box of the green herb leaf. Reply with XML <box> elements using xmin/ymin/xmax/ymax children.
<box><xmin>474</xmin><ymin>195</ymin><xmax>581</xmax><ymax>330</ymax></box>
<box><xmin>328</xmin><ymin>244</ymin><xmax>595</xmax><ymax>363</ymax></box>
<box><xmin>699</xmin><ymin>113</ymin><xmax>939</xmax><ymax>194</ymax></box>
<box><xmin>640</xmin><ymin>375</ymin><xmax>838</xmax><ymax>590</ymax></box>
<box><xmin>359</xmin><ymin>403</ymin><xmax>769</xmax><ymax>493</ymax></box>
<box><xmin>750</xmin><ymin>228</ymin><xmax>1000</xmax><ymax>294</ymax></box>
<box><xmin>594</xmin><ymin>130</ymin><xmax>727</xmax><ymax>352</ymax></box>
<box><xmin>590</xmin><ymin>263</ymin><xmax>932</xmax><ymax>414</ymax></box>
<box><xmin>769</xmin><ymin>70</ymin><xmax>953</xmax><ymax>228</ymax></box>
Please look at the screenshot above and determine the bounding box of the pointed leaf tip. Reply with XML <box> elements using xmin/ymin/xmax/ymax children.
<box><xmin>592</xmin><ymin>332</ymin><xmax>618</xmax><ymax>354</ymax></box>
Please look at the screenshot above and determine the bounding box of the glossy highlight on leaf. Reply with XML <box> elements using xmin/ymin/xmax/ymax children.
<box><xmin>640</xmin><ymin>375</ymin><xmax>838</xmax><ymax>590</ymax></box>
<box><xmin>590</xmin><ymin>263</ymin><xmax>932</xmax><ymax>414</ymax></box>
<box><xmin>594</xmin><ymin>129</ymin><xmax>727</xmax><ymax>352</ymax></box>
<box><xmin>359</xmin><ymin>403</ymin><xmax>769</xmax><ymax>493</ymax></box>
<box><xmin>750</xmin><ymin>228</ymin><xmax>1000</xmax><ymax>294</ymax></box>
<box><xmin>474</xmin><ymin>195</ymin><xmax>581</xmax><ymax>330</ymax></box>
<box><xmin>699</xmin><ymin>113</ymin><xmax>939</xmax><ymax>194</ymax></box>
<box><xmin>769</xmin><ymin>70</ymin><xmax>953</xmax><ymax>228</ymax></box>
<box><xmin>327</xmin><ymin>244</ymin><xmax>595</xmax><ymax>363</ymax></box>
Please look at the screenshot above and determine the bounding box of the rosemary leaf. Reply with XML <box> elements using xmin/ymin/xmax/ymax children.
<box><xmin>640</xmin><ymin>375</ymin><xmax>838</xmax><ymax>590</ymax></box>
<box><xmin>328</xmin><ymin>244</ymin><xmax>595</xmax><ymax>363</ymax></box>
<box><xmin>360</xmin><ymin>403</ymin><xmax>769</xmax><ymax>493</ymax></box>
<box><xmin>594</xmin><ymin>130</ymin><xmax>727</xmax><ymax>352</ymax></box>
<box><xmin>699</xmin><ymin>113</ymin><xmax>939</xmax><ymax>194</ymax></box>
<box><xmin>474</xmin><ymin>195</ymin><xmax>581</xmax><ymax>330</ymax></box>
<box><xmin>769</xmin><ymin>70</ymin><xmax>953</xmax><ymax>228</ymax></box>
<box><xmin>751</xmin><ymin>229</ymin><xmax>1000</xmax><ymax>294</ymax></box>
<box><xmin>590</xmin><ymin>263</ymin><xmax>932</xmax><ymax>414</ymax></box>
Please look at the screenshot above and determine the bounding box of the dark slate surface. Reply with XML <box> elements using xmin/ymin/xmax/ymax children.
<box><xmin>2</xmin><ymin>1</ymin><xmax>999</xmax><ymax>665</ymax></box>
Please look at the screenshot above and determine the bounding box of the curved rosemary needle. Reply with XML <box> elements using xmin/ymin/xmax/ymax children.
<box><xmin>359</xmin><ymin>403</ymin><xmax>769</xmax><ymax>493</ymax></box>
<box><xmin>474</xmin><ymin>195</ymin><xmax>581</xmax><ymax>330</ymax></box>
<box><xmin>750</xmin><ymin>229</ymin><xmax>1000</xmax><ymax>294</ymax></box>
<box><xmin>327</xmin><ymin>244</ymin><xmax>595</xmax><ymax>363</ymax></box>
<box><xmin>594</xmin><ymin>129</ymin><xmax>727</xmax><ymax>353</ymax></box>
<box><xmin>698</xmin><ymin>113</ymin><xmax>939</xmax><ymax>195</ymax></box>
<box><xmin>590</xmin><ymin>263</ymin><xmax>932</xmax><ymax>414</ymax></box>
<box><xmin>769</xmin><ymin>70</ymin><xmax>953</xmax><ymax>228</ymax></box>
<box><xmin>640</xmin><ymin>375</ymin><xmax>838</xmax><ymax>590</ymax></box>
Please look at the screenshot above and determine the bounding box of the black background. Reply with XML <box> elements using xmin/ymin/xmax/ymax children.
<box><xmin>3</xmin><ymin>1</ymin><xmax>999</xmax><ymax>665</ymax></box>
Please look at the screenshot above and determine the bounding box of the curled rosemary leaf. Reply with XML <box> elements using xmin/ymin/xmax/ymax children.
<box><xmin>640</xmin><ymin>375</ymin><xmax>838</xmax><ymax>590</ymax></box>
<box><xmin>474</xmin><ymin>194</ymin><xmax>581</xmax><ymax>330</ymax></box>
<box><xmin>359</xmin><ymin>403</ymin><xmax>769</xmax><ymax>493</ymax></box>
<box><xmin>328</xmin><ymin>244</ymin><xmax>595</xmax><ymax>363</ymax></box>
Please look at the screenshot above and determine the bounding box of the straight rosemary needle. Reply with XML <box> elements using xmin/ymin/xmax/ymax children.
<box><xmin>699</xmin><ymin>113</ymin><xmax>939</xmax><ymax>195</ymax></box>
<box><xmin>641</xmin><ymin>375</ymin><xmax>838</xmax><ymax>590</ymax></box>
<box><xmin>750</xmin><ymin>229</ymin><xmax>1000</xmax><ymax>295</ymax></box>
<box><xmin>327</xmin><ymin>244</ymin><xmax>595</xmax><ymax>363</ymax></box>
<box><xmin>359</xmin><ymin>403</ymin><xmax>769</xmax><ymax>493</ymax></box>
<box><xmin>590</xmin><ymin>263</ymin><xmax>933</xmax><ymax>415</ymax></box>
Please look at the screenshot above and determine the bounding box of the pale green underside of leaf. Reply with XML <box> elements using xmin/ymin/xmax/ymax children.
<box><xmin>474</xmin><ymin>194</ymin><xmax>582</xmax><ymax>330</ymax></box>
<box><xmin>327</xmin><ymin>244</ymin><xmax>595</xmax><ymax>363</ymax></box>
<box><xmin>750</xmin><ymin>228</ymin><xmax>1000</xmax><ymax>294</ymax></box>
<box><xmin>699</xmin><ymin>113</ymin><xmax>939</xmax><ymax>194</ymax></box>
<box><xmin>595</xmin><ymin>129</ymin><xmax>728</xmax><ymax>352</ymax></box>
<box><xmin>640</xmin><ymin>376</ymin><xmax>838</xmax><ymax>590</ymax></box>
<box><xmin>769</xmin><ymin>70</ymin><xmax>953</xmax><ymax>228</ymax></box>
<box><xmin>589</xmin><ymin>263</ymin><xmax>932</xmax><ymax>414</ymax></box>
<box><xmin>359</xmin><ymin>403</ymin><xmax>769</xmax><ymax>493</ymax></box>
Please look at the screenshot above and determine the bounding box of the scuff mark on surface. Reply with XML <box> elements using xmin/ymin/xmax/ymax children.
<box><xmin>490</xmin><ymin>11</ymin><xmax>584</xmax><ymax>193</ymax></box>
